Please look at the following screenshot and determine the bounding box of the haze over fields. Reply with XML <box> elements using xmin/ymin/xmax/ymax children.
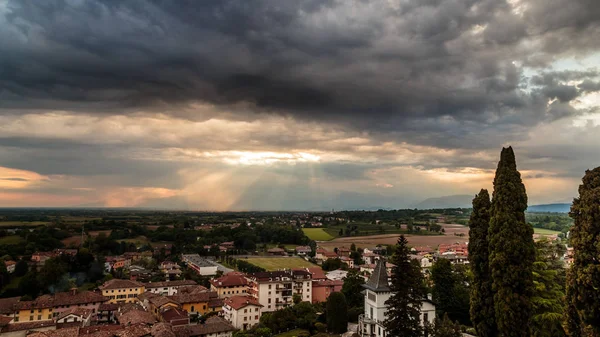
<box><xmin>0</xmin><ymin>0</ymin><xmax>599</xmax><ymax>210</ymax></box>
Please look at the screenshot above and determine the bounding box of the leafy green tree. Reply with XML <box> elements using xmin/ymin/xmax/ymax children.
<box><xmin>38</xmin><ymin>258</ymin><xmax>67</xmax><ymax>291</ymax></box>
<box><xmin>567</xmin><ymin>167</ymin><xmax>600</xmax><ymax>335</ymax></box>
<box><xmin>19</xmin><ymin>270</ymin><xmax>40</xmax><ymax>298</ymax></box>
<box><xmin>293</xmin><ymin>293</ymin><xmax>302</xmax><ymax>304</ymax></box>
<box><xmin>321</xmin><ymin>258</ymin><xmax>343</xmax><ymax>271</ymax></box>
<box><xmin>341</xmin><ymin>269</ymin><xmax>365</xmax><ymax>308</ymax></box>
<box><xmin>429</xmin><ymin>314</ymin><xmax>463</xmax><ymax>337</ymax></box>
<box><xmin>431</xmin><ymin>259</ymin><xmax>470</xmax><ymax>325</ymax></box>
<box><xmin>14</xmin><ymin>259</ymin><xmax>28</xmax><ymax>277</ymax></box>
<box><xmin>488</xmin><ymin>147</ymin><xmax>535</xmax><ymax>337</ymax></box>
<box><xmin>468</xmin><ymin>189</ymin><xmax>496</xmax><ymax>337</ymax></box>
<box><xmin>383</xmin><ymin>235</ymin><xmax>424</xmax><ymax>337</ymax></box>
<box><xmin>326</xmin><ymin>292</ymin><xmax>348</xmax><ymax>334</ymax></box>
<box><xmin>531</xmin><ymin>239</ymin><xmax>566</xmax><ymax>337</ymax></box>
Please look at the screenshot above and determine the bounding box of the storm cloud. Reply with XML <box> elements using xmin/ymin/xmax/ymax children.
<box><xmin>0</xmin><ymin>0</ymin><xmax>599</xmax><ymax>209</ymax></box>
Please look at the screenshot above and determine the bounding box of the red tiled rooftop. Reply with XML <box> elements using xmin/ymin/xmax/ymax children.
<box><xmin>100</xmin><ymin>279</ymin><xmax>143</xmax><ymax>290</ymax></box>
<box><xmin>224</xmin><ymin>295</ymin><xmax>262</xmax><ymax>310</ymax></box>
<box><xmin>209</xmin><ymin>273</ymin><xmax>248</xmax><ymax>288</ymax></box>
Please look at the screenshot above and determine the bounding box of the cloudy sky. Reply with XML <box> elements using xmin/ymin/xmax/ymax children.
<box><xmin>0</xmin><ymin>0</ymin><xmax>599</xmax><ymax>210</ymax></box>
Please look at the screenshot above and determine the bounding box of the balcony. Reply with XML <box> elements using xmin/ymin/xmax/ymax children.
<box><xmin>358</xmin><ymin>314</ymin><xmax>377</xmax><ymax>337</ymax></box>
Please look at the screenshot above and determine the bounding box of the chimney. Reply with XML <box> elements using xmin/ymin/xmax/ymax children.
<box><xmin>70</xmin><ymin>288</ymin><xmax>78</xmax><ymax>295</ymax></box>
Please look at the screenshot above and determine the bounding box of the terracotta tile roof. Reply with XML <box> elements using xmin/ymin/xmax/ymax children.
<box><xmin>312</xmin><ymin>279</ymin><xmax>344</xmax><ymax>287</ymax></box>
<box><xmin>3</xmin><ymin>320</ymin><xmax>56</xmax><ymax>332</ymax></box>
<box><xmin>0</xmin><ymin>315</ymin><xmax>13</xmax><ymax>327</ymax></box>
<box><xmin>209</xmin><ymin>273</ymin><xmax>248</xmax><ymax>288</ymax></box>
<box><xmin>160</xmin><ymin>307</ymin><xmax>189</xmax><ymax>324</ymax></box>
<box><xmin>100</xmin><ymin>279</ymin><xmax>144</xmax><ymax>290</ymax></box>
<box><xmin>173</xmin><ymin>317</ymin><xmax>235</xmax><ymax>337</ymax></box>
<box><xmin>143</xmin><ymin>280</ymin><xmax>196</xmax><ymax>289</ymax></box>
<box><xmin>56</xmin><ymin>307</ymin><xmax>92</xmax><ymax>321</ymax></box>
<box><xmin>117</xmin><ymin>309</ymin><xmax>156</xmax><ymax>326</ymax></box>
<box><xmin>305</xmin><ymin>267</ymin><xmax>326</xmax><ymax>280</ymax></box>
<box><xmin>99</xmin><ymin>303</ymin><xmax>119</xmax><ymax>311</ymax></box>
<box><xmin>0</xmin><ymin>296</ymin><xmax>20</xmax><ymax>315</ymax></box>
<box><xmin>115</xmin><ymin>323</ymin><xmax>152</xmax><ymax>337</ymax></box>
<box><xmin>248</xmin><ymin>269</ymin><xmax>311</xmax><ymax>282</ymax></box>
<box><xmin>79</xmin><ymin>324</ymin><xmax>123</xmax><ymax>336</ymax></box>
<box><xmin>224</xmin><ymin>295</ymin><xmax>262</xmax><ymax>310</ymax></box>
<box><xmin>27</xmin><ymin>326</ymin><xmax>79</xmax><ymax>337</ymax></box>
<box><xmin>207</xmin><ymin>298</ymin><xmax>223</xmax><ymax>308</ymax></box>
<box><xmin>117</xmin><ymin>303</ymin><xmax>145</xmax><ymax>315</ymax></box>
<box><xmin>138</xmin><ymin>293</ymin><xmax>179</xmax><ymax>308</ymax></box>
<box><xmin>168</xmin><ymin>291</ymin><xmax>218</xmax><ymax>304</ymax></box>
<box><xmin>151</xmin><ymin>323</ymin><xmax>176</xmax><ymax>337</ymax></box>
<box><xmin>176</xmin><ymin>285</ymin><xmax>208</xmax><ymax>295</ymax></box>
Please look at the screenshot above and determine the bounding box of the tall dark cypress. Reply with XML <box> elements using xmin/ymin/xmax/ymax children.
<box><xmin>567</xmin><ymin>167</ymin><xmax>600</xmax><ymax>336</ymax></box>
<box><xmin>488</xmin><ymin>147</ymin><xmax>535</xmax><ymax>337</ymax></box>
<box><xmin>384</xmin><ymin>235</ymin><xmax>424</xmax><ymax>337</ymax></box>
<box><xmin>468</xmin><ymin>189</ymin><xmax>496</xmax><ymax>337</ymax></box>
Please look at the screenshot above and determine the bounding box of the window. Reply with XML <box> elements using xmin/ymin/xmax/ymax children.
<box><xmin>370</xmin><ymin>307</ymin><xmax>373</xmax><ymax>319</ymax></box>
<box><xmin>38</xmin><ymin>309</ymin><xmax>42</xmax><ymax>313</ymax></box>
<box><xmin>255</xmin><ymin>308</ymin><xmax>258</xmax><ymax>312</ymax></box>
<box><xmin>29</xmin><ymin>316</ymin><xmax>33</xmax><ymax>321</ymax></box>
<box><xmin>424</xmin><ymin>313</ymin><xmax>429</xmax><ymax>322</ymax></box>
<box><xmin>268</xmin><ymin>305</ymin><xmax>271</xmax><ymax>309</ymax></box>
<box><xmin>30</xmin><ymin>310</ymin><xmax>34</xmax><ymax>314</ymax></box>
<box><xmin>47</xmin><ymin>315</ymin><xmax>51</xmax><ymax>319</ymax></box>
<box><xmin>268</xmin><ymin>291</ymin><xmax>271</xmax><ymax>295</ymax></box>
<box><xmin>268</xmin><ymin>285</ymin><xmax>271</xmax><ymax>289</ymax></box>
<box><xmin>268</xmin><ymin>299</ymin><xmax>271</xmax><ymax>304</ymax></box>
<box><xmin>255</xmin><ymin>315</ymin><xmax>258</xmax><ymax>319</ymax></box>
<box><xmin>14</xmin><ymin>317</ymin><xmax>18</xmax><ymax>322</ymax></box>
<box><xmin>244</xmin><ymin>317</ymin><xmax>247</xmax><ymax>321</ymax></box>
<box><xmin>191</xmin><ymin>306</ymin><xmax>195</xmax><ymax>312</ymax></box>
<box><xmin>244</xmin><ymin>309</ymin><xmax>247</xmax><ymax>313</ymax></box>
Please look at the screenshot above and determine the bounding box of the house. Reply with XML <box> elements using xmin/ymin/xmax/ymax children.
<box><xmin>359</xmin><ymin>263</ymin><xmax>395</xmax><ymax>276</ymax></box>
<box><xmin>55</xmin><ymin>308</ymin><xmax>92</xmax><ymax>327</ymax></box>
<box><xmin>181</xmin><ymin>254</ymin><xmax>218</xmax><ymax>276</ymax></box>
<box><xmin>337</xmin><ymin>247</ymin><xmax>351</xmax><ymax>257</ymax></box>
<box><xmin>12</xmin><ymin>290</ymin><xmax>107</xmax><ymax>323</ymax></box>
<box><xmin>311</xmin><ymin>279</ymin><xmax>343</xmax><ymax>303</ymax></box>
<box><xmin>4</xmin><ymin>260</ymin><xmax>16</xmax><ymax>273</ymax></box>
<box><xmin>173</xmin><ymin>316</ymin><xmax>236</xmax><ymax>337</ymax></box>
<box><xmin>358</xmin><ymin>259</ymin><xmax>435</xmax><ymax>337</ymax></box>
<box><xmin>315</xmin><ymin>248</ymin><xmax>327</xmax><ymax>261</ymax></box>
<box><xmin>436</xmin><ymin>253</ymin><xmax>469</xmax><ymax>265</ymax></box>
<box><xmin>97</xmin><ymin>303</ymin><xmax>118</xmax><ymax>324</ymax></box>
<box><xmin>145</xmin><ymin>280</ymin><xmax>198</xmax><ymax>296</ymax></box>
<box><xmin>159</xmin><ymin>261</ymin><xmax>182</xmax><ymax>279</ymax></box>
<box><xmin>0</xmin><ymin>297</ymin><xmax>20</xmax><ymax>317</ymax></box>
<box><xmin>104</xmin><ymin>256</ymin><xmax>131</xmax><ymax>272</ymax></box>
<box><xmin>295</xmin><ymin>267</ymin><xmax>326</xmax><ymax>281</ymax></box>
<box><xmin>31</xmin><ymin>252</ymin><xmax>55</xmax><ymax>267</ymax></box>
<box><xmin>246</xmin><ymin>270</ymin><xmax>312</xmax><ymax>312</ymax></box>
<box><xmin>99</xmin><ymin>279</ymin><xmax>144</xmax><ymax>303</ymax></box>
<box><xmin>363</xmin><ymin>247</ymin><xmax>386</xmax><ymax>255</ymax></box>
<box><xmin>267</xmin><ymin>248</ymin><xmax>286</xmax><ymax>256</ymax></box>
<box><xmin>223</xmin><ymin>295</ymin><xmax>263</xmax><ymax>331</ymax></box>
<box><xmin>210</xmin><ymin>272</ymin><xmax>249</xmax><ymax>298</ymax></box>
<box><xmin>0</xmin><ymin>321</ymin><xmax>57</xmax><ymax>337</ymax></box>
<box><xmin>116</xmin><ymin>304</ymin><xmax>157</xmax><ymax>326</ymax></box>
<box><xmin>53</xmin><ymin>249</ymin><xmax>78</xmax><ymax>257</ymax></box>
<box><xmin>129</xmin><ymin>265</ymin><xmax>152</xmax><ymax>282</ymax></box>
<box><xmin>138</xmin><ymin>292</ymin><xmax>180</xmax><ymax>319</ymax></box>
<box><xmin>340</xmin><ymin>256</ymin><xmax>354</xmax><ymax>269</ymax></box>
<box><xmin>362</xmin><ymin>253</ymin><xmax>378</xmax><ymax>265</ymax></box>
<box><xmin>169</xmin><ymin>288</ymin><xmax>223</xmax><ymax>316</ymax></box>
<box><xmin>159</xmin><ymin>306</ymin><xmax>189</xmax><ymax>326</ymax></box>
<box><xmin>326</xmin><ymin>269</ymin><xmax>348</xmax><ymax>281</ymax></box>
<box><xmin>153</xmin><ymin>244</ymin><xmax>173</xmax><ymax>256</ymax></box>
<box><xmin>295</xmin><ymin>246</ymin><xmax>312</xmax><ymax>256</ymax></box>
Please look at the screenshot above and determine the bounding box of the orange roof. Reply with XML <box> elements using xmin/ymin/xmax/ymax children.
<box><xmin>210</xmin><ymin>273</ymin><xmax>248</xmax><ymax>288</ymax></box>
<box><xmin>100</xmin><ymin>279</ymin><xmax>143</xmax><ymax>290</ymax></box>
<box><xmin>224</xmin><ymin>295</ymin><xmax>262</xmax><ymax>310</ymax></box>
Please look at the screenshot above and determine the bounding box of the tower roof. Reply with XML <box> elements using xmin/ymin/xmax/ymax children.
<box><xmin>363</xmin><ymin>258</ymin><xmax>390</xmax><ymax>292</ymax></box>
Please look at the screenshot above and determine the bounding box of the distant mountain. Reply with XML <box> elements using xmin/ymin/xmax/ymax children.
<box><xmin>527</xmin><ymin>203</ymin><xmax>571</xmax><ymax>213</ymax></box>
<box><xmin>413</xmin><ymin>194</ymin><xmax>474</xmax><ymax>209</ymax></box>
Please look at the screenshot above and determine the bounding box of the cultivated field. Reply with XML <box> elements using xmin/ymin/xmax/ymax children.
<box><xmin>318</xmin><ymin>223</ymin><xmax>469</xmax><ymax>250</ymax></box>
<box><xmin>302</xmin><ymin>228</ymin><xmax>334</xmax><ymax>241</ymax></box>
<box><xmin>117</xmin><ymin>236</ymin><xmax>150</xmax><ymax>246</ymax></box>
<box><xmin>245</xmin><ymin>257</ymin><xmax>316</xmax><ymax>271</ymax></box>
<box><xmin>0</xmin><ymin>221</ymin><xmax>48</xmax><ymax>227</ymax></box>
<box><xmin>533</xmin><ymin>227</ymin><xmax>561</xmax><ymax>235</ymax></box>
<box><xmin>61</xmin><ymin>230</ymin><xmax>113</xmax><ymax>246</ymax></box>
<box><xmin>0</xmin><ymin>235</ymin><xmax>25</xmax><ymax>245</ymax></box>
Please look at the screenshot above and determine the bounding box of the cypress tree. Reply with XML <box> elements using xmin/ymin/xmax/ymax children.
<box><xmin>468</xmin><ymin>189</ymin><xmax>496</xmax><ymax>337</ymax></box>
<box><xmin>384</xmin><ymin>235</ymin><xmax>424</xmax><ymax>337</ymax></box>
<box><xmin>488</xmin><ymin>146</ymin><xmax>535</xmax><ymax>337</ymax></box>
<box><xmin>326</xmin><ymin>292</ymin><xmax>348</xmax><ymax>334</ymax></box>
<box><xmin>567</xmin><ymin>167</ymin><xmax>600</xmax><ymax>335</ymax></box>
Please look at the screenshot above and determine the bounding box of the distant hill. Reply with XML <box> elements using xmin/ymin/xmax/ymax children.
<box><xmin>414</xmin><ymin>195</ymin><xmax>474</xmax><ymax>209</ymax></box>
<box><xmin>527</xmin><ymin>203</ymin><xmax>571</xmax><ymax>213</ymax></box>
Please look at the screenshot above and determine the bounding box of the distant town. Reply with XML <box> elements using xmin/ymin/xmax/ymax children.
<box><xmin>0</xmin><ymin>205</ymin><xmax>572</xmax><ymax>337</ymax></box>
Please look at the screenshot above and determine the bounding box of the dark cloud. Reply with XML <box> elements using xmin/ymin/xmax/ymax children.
<box><xmin>0</xmin><ymin>177</ymin><xmax>29</xmax><ymax>181</ymax></box>
<box><xmin>0</xmin><ymin>0</ymin><xmax>598</xmax><ymax>151</ymax></box>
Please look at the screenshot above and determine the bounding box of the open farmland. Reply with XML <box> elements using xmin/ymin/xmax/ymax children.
<box><xmin>318</xmin><ymin>223</ymin><xmax>469</xmax><ymax>250</ymax></box>
<box><xmin>0</xmin><ymin>221</ymin><xmax>48</xmax><ymax>227</ymax></box>
<box><xmin>533</xmin><ymin>227</ymin><xmax>561</xmax><ymax>235</ymax></box>
<box><xmin>61</xmin><ymin>230</ymin><xmax>112</xmax><ymax>246</ymax></box>
<box><xmin>302</xmin><ymin>228</ymin><xmax>334</xmax><ymax>241</ymax></box>
<box><xmin>0</xmin><ymin>235</ymin><xmax>25</xmax><ymax>245</ymax></box>
<box><xmin>245</xmin><ymin>257</ymin><xmax>316</xmax><ymax>271</ymax></box>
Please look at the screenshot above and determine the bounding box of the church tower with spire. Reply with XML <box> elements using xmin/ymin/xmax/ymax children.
<box><xmin>359</xmin><ymin>258</ymin><xmax>392</xmax><ymax>337</ymax></box>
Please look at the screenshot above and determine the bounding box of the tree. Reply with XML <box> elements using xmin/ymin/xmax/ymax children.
<box><xmin>321</xmin><ymin>258</ymin><xmax>343</xmax><ymax>271</ymax></box>
<box><xmin>342</xmin><ymin>269</ymin><xmax>365</xmax><ymax>308</ymax></box>
<box><xmin>14</xmin><ymin>259</ymin><xmax>28</xmax><ymax>277</ymax></box>
<box><xmin>468</xmin><ymin>189</ymin><xmax>496</xmax><ymax>337</ymax></box>
<box><xmin>293</xmin><ymin>293</ymin><xmax>302</xmax><ymax>304</ymax></box>
<box><xmin>428</xmin><ymin>314</ymin><xmax>463</xmax><ymax>337</ymax></box>
<box><xmin>431</xmin><ymin>259</ymin><xmax>470</xmax><ymax>325</ymax></box>
<box><xmin>488</xmin><ymin>147</ymin><xmax>535</xmax><ymax>337</ymax></box>
<box><xmin>531</xmin><ymin>239</ymin><xmax>566</xmax><ymax>337</ymax></box>
<box><xmin>38</xmin><ymin>258</ymin><xmax>67</xmax><ymax>292</ymax></box>
<box><xmin>384</xmin><ymin>235</ymin><xmax>424</xmax><ymax>337</ymax></box>
<box><xmin>326</xmin><ymin>292</ymin><xmax>348</xmax><ymax>334</ymax></box>
<box><xmin>567</xmin><ymin>167</ymin><xmax>600</xmax><ymax>335</ymax></box>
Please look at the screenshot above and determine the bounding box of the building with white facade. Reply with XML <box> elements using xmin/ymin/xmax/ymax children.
<box><xmin>144</xmin><ymin>280</ymin><xmax>199</xmax><ymax>296</ymax></box>
<box><xmin>181</xmin><ymin>254</ymin><xmax>218</xmax><ymax>276</ymax></box>
<box><xmin>223</xmin><ymin>295</ymin><xmax>263</xmax><ymax>331</ymax></box>
<box><xmin>358</xmin><ymin>259</ymin><xmax>436</xmax><ymax>337</ymax></box>
<box><xmin>246</xmin><ymin>270</ymin><xmax>312</xmax><ymax>312</ymax></box>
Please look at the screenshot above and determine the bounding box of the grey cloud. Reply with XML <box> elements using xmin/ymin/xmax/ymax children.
<box><xmin>0</xmin><ymin>177</ymin><xmax>29</xmax><ymax>181</ymax></box>
<box><xmin>0</xmin><ymin>0</ymin><xmax>598</xmax><ymax>151</ymax></box>
<box><xmin>578</xmin><ymin>79</ymin><xmax>600</xmax><ymax>92</ymax></box>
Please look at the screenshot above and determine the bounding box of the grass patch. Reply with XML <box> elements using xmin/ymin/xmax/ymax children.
<box><xmin>533</xmin><ymin>227</ymin><xmax>561</xmax><ymax>235</ymax></box>
<box><xmin>0</xmin><ymin>221</ymin><xmax>48</xmax><ymax>227</ymax></box>
<box><xmin>275</xmin><ymin>329</ymin><xmax>310</xmax><ymax>337</ymax></box>
<box><xmin>245</xmin><ymin>257</ymin><xmax>316</xmax><ymax>271</ymax></box>
<box><xmin>117</xmin><ymin>236</ymin><xmax>150</xmax><ymax>246</ymax></box>
<box><xmin>0</xmin><ymin>235</ymin><xmax>25</xmax><ymax>245</ymax></box>
<box><xmin>302</xmin><ymin>228</ymin><xmax>335</xmax><ymax>241</ymax></box>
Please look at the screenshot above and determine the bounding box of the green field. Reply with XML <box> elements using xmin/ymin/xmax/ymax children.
<box><xmin>117</xmin><ymin>236</ymin><xmax>150</xmax><ymax>246</ymax></box>
<box><xmin>302</xmin><ymin>228</ymin><xmax>335</xmax><ymax>241</ymax></box>
<box><xmin>533</xmin><ymin>227</ymin><xmax>561</xmax><ymax>235</ymax></box>
<box><xmin>0</xmin><ymin>235</ymin><xmax>25</xmax><ymax>245</ymax></box>
<box><xmin>275</xmin><ymin>329</ymin><xmax>310</xmax><ymax>337</ymax></box>
<box><xmin>245</xmin><ymin>257</ymin><xmax>316</xmax><ymax>271</ymax></box>
<box><xmin>0</xmin><ymin>221</ymin><xmax>48</xmax><ymax>227</ymax></box>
